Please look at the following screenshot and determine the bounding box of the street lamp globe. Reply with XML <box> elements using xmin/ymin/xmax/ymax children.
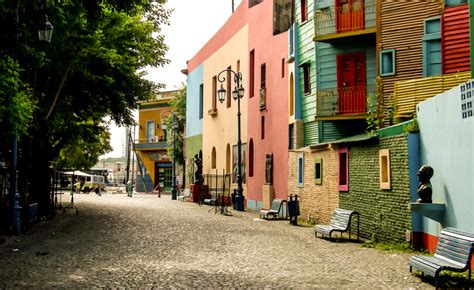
<box><xmin>38</xmin><ymin>16</ymin><xmax>54</xmax><ymax>43</ymax></box>
<box><xmin>218</xmin><ymin>84</ymin><xmax>226</xmax><ymax>103</ymax></box>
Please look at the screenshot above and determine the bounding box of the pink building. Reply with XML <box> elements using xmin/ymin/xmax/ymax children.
<box><xmin>185</xmin><ymin>0</ymin><xmax>291</xmax><ymax>210</ymax></box>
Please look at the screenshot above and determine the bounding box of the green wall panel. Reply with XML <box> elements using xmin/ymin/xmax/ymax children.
<box><xmin>185</xmin><ymin>134</ymin><xmax>202</xmax><ymax>187</ymax></box>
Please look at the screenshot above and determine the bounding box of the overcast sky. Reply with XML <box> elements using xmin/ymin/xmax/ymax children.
<box><xmin>104</xmin><ymin>0</ymin><xmax>243</xmax><ymax>158</ymax></box>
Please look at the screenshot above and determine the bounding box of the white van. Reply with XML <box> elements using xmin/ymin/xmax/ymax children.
<box><xmin>81</xmin><ymin>175</ymin><xmax>105</xmax><ymax>193</ymax></box>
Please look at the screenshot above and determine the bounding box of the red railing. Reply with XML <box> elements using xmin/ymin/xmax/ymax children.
<box><xmin>317</xmin><ymin>85</ymin><xmax>374</xmax><ymax>116</ymax></box>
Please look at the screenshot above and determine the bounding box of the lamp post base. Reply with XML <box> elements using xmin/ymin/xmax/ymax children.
<box><xmin>235</xmin><ymin>195</ymin><xmax>245</xmax><ymax>211</ymax></box>
<box><xmin>171</xmin><ymin>188</ymin><xmax>177</xmax><ymax>200</ymax></box>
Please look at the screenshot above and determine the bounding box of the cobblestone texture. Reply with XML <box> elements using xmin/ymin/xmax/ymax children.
<box><xmin>0</xmin><ymin>193</ymin><xmax>428</xmax><ymax>288</ymax></box>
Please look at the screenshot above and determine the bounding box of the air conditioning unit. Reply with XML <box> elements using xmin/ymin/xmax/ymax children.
<box><xmin>154</xmin><ymin>135</ymin><xmax>159</xmax><ymax>143</ymax></box>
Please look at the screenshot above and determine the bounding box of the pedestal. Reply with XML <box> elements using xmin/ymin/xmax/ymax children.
<box><xmin>262</xmin><ymin>184</ymin><xmax>274</xmax><ymax>209</ymax></box>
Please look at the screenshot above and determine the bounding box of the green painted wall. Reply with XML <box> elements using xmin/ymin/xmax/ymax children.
<box><xmin>339</xmin><ymin>134</ymin><xmax>412</xmax><ymax>243</ymax></box>
<box><xmin>316</xmin><ymin>42</ymin><xmax>377</xmax><ymax>90</ymax></box>
<box><xmin>295</xmin><ymin>0</ymin><xmax>319</xmax><ymax>146</ymax></box>
<box><xmin>185</xmin><ymin>134</ymin><xmax>202</xmax><ymax>188</ymax></box>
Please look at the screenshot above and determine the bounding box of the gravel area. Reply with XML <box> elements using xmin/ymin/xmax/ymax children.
<box><xmin>0</xmin><ymin>193</ymin><xmax>430</xmax><ymax>288</ymax></box>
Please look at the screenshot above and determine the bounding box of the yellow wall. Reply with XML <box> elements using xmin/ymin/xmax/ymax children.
<box><xmin>202</xmin><ymin>25</ymin><xmax>249</xmax><ymax>194</ymax></box>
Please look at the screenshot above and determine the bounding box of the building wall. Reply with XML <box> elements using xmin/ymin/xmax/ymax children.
<box><xmin>184</xmin><ymin>134</ymin><xmax>202</xmax><ymax>188</ymax></box>
<box><xmin>443</xmin><ymin>4</ymin><xmax>470</xmax><ymax>74</ymax></box>
<box><xmin>186</xmin><ymin>65</ymin><xmax>203</xmax><ymax>138</ymax></box>
<box><xmin>201</xmin><ymin>25</ymin><xmax>249</xmax><ymax>193</ymax></box>
<box><xmin>417</xmin><ymin>82</ymin><xmax>474</xmax><ymax>242</ymax></box>
<box><xmin>288</xmin><ymin>147</ymin><xmax>339</xmax><ymax>224</ymax></box>
<box><xmin>379</xmin><ymin>0</ymin><xmax>442</xmax><ymax>120</ymax></box>
<box><xmin>295</xmin><ymin>0</ymin><xmax>318</xmax><ymax>146</ymax></box>
<box><xmin>246</xmin><ymin>0</ymin><xmax>289</xmax><ymax>207</ymax></box>
<box><xmin>339</xmin><ymin>134</ymin><xmax>411</xmax><ymax>243</ymax></box>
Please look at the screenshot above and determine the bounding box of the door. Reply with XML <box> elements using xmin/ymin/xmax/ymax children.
<box><xmin>155</xmin><ymin>162</ymin><xmax>172</xmax><ymax>192</ymax></box>
<box><xmin>146</xmin><ymin>121</ymin><xmax>155</xmax><ymax>143</ymax></box>
<box><xmin>336</xmin><ymin>0</ymin><xmax>365</xmax><ymax>33</ymax></box>
<box><xmin>337</xmin><ymin>52</ymin><xmax>366</xmax><ymax>114</ymax></box>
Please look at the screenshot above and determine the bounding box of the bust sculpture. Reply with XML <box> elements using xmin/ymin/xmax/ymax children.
<box><xmin>416</xmin><ymin>165</ymin><xmax>434</xmax><ymax>203</ymax></box>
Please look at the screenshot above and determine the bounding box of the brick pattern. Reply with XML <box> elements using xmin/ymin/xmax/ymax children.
<box><xmin>288</xmin><ymin>146</ymin><xmax>339</xmax><ymax>224</ymax></box>
<box><xmin>339</xmin><ymin>135</ymin><xmax>411</xmax><ymax>243</ymax></box>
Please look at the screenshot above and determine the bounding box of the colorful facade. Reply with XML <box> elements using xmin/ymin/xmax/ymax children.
<box><xmin>135</xmin><ymin>90</ymin><xmax>178</xmax><ymax>193</ymax></box>
<box><xmin>185</xmin><ymin>0</ymin><xmax>291</xmax><ymax>210</ymax></box>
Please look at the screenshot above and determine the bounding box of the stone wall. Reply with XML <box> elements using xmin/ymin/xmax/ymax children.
<box><xmin>339</xmin><ymin>134</ymin><xmax>411</xmax><ymax>243</ymax></box>
<box><xmin>288</xmin><ymin>146</ymin><xmax>339</xmax><ymax>224</ymax></box>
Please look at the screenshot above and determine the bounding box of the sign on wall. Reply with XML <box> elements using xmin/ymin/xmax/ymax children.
<box><xmin>460</xmin><ymin>81</ymin><xmax>473</xmax><ymax>119</ymax></box>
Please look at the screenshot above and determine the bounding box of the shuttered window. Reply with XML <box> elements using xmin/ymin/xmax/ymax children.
<box><xmin>423</xmin><ymin>18</ymin><xmax>442</xmax><ymax>77</ymax></box>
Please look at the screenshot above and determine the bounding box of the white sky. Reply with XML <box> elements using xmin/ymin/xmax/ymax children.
<box><xmin>104</xmin><ymin>0</ymin><xmax>243</xmax><ymax>158</ymax></box>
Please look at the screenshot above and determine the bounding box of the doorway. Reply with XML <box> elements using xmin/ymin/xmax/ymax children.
<box><xmin>336</xmin><ymin>52</ymin><xmax>366</xmax><ymax>114</ymax></box>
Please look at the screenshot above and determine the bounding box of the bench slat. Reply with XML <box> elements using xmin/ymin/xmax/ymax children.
<box><xmin>409</xmin><ymin>227</ymin><xmax>474</xmax><ymax>287</ymax></box>
<box><xmin>315</xmin><ymin>208</ymin><xmax>359</xmax><ymax>240</ymax></box>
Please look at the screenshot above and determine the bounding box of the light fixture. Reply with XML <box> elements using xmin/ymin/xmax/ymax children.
<box><xmin>218</xmin><ymin>84</ymin><xmax>226</xmax><ymax>103</ymax></box>
<box><xmin>38</xmin><ymin>15</ymin><xmax>54</xmax><ymax>43</ymax></box>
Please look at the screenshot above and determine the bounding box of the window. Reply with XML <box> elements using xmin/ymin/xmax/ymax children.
<box><xmin>315</xmin><ymin>158</ymin><xmax>322</xmax><ymax>185</ymax></box>
<box><xmin>226</xmin><ymin>144</ymin><xmax>231</xmax><ymax>174</ymax></box>
<box><xmin>281</xmin><ymin>58</ymin><xmax>285</xmax><ymax>78</ymax></box>
<box><xmin>226</xmin><ymin>66</ymin><xmax>232</xmax><ymax>108</ymax></box>
<box><xmin>208</xmin><ymin>76</ymin><xmax>217</xmax><ymax>114</ymax></box>
<box><xmin>300</xmin><ymin>0</ymin><xmax>307</xmax><ymax>22</ymax></box>
<box><xmin>379</xmin><ymin>149</ymin><xmax>391</xmax><ymax>189</ymax></box>
<box><xmin>261</xmin><ymin>116</ymin><xmax>265</xmax><ymax>139</ymax></box>
<box><xmin>250</xmin><ymin>50</ymin><xmax>255</xmax><ymax>98</ymax></box>
<box><xmin>423</xmin><ymin>18</ymin><xmax>442</xmax><ymax>77</ymax></box>
<box><xmin>261</xmin><ymin>63</ymin><xmax>266</xmax><ymax>89</ymax></box>
<box><xmin>338</xmin><ymin>147</ymin><xmax>348</xmax><ymax>191</ymax></box>
<box><xmin>298</xmin><ymin>153</ymin><xmax>304</xmax><ymax>187</ymax></box>
<box><xmin>288</xmin><ymin>123</ymin><xmax>294</xmax><ymax>149</ymax></box>
<box><xmin>302</xmin><ymin>63</ymin><xmax>311</xmax><ymax>94</ymax></box>
<box><xmin>146</xmin><ymin>121</ymin><xmax>155</xmax><ymax>143</ymax></box>
<box><xmin>379</xmin><ymin>49</ymin><xmax>396</xmax><ymax>76</ymax></box>
<box><xmin>199</xmin><ymin>84</ymin><xmax>203</xmax><ymax>119</ymax></box>
<box><xmin>290</xmin><ymin>73</ymin><xmax>294</xmax><ymax>116</ymax></box>
<box><xmin>249</xmin><ymin>139</ymin><xmax>254</xmax><ymax>177</ymax></box>
<box><xmin>249</xmin><ymin>0</ymin><xmax>263</xmax><ymax>8</ymax></box>
<box><xmin>211</xmin><ymin>147</ymin><xmax>216</xmax><ymax>169</ymax></box>
<box><xmin>237</xmin><ymin>60</ymin><xmax>240</xmax><ymax>72</ymax></box>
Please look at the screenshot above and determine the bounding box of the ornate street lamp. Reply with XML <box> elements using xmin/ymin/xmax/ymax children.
<box><xmin>217</xmin><ymin>68</ymin><xmax>245</xmax><ymax>211</ymax></box>
<box><xmin>38</xmin><ymin>15</ymin><xmax>54</xmax><ymax>43</ymax></box>
<box><xmin>161</xmin><ymin>110</ymin><xmax>179</xmax><ymax>200</ymax></box>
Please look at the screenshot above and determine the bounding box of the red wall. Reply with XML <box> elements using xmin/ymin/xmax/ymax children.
<box><xmin>443</xmin><ymin>4</ymin><xmax>470</xmax><ymax>74</ymax></box>
<box><xmin>246</xmin><ymin>1</ymin><xmax>289</xmax><ymax>202</ymax></box>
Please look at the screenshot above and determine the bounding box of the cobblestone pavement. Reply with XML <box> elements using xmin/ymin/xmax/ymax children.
<box><xmin>0</xmin><ymin>193</ymin><xmax>430</xmax><ymax>288</ymax></box>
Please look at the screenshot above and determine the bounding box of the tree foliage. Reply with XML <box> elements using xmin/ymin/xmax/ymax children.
<box><xmin>164</xmin><ymin>85</ymin><xmax>186</xmax><ymax>166</ymax></box>
<box><xmin>0</xmin><ymin>0</ymin><xmax>171</xmax><ymax>215</ymax></box>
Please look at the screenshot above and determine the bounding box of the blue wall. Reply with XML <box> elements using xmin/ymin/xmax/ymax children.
<box><xmin>186</xmin><ymin>65</ymin><xmax>203</xmax><ymax>138</ymax></box>
<box><xmin>417</xmin><ymin>81</ymin><xmax>474</xmax><ymax>235</ymax></box>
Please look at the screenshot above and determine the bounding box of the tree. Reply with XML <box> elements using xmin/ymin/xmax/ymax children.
<box><xmin>0</xmin><ymin>0</ymin><xmax>171</xmax><ymax>216</ymax></box>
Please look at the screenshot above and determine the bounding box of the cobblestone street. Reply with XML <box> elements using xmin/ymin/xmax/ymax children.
<box><xmin>0</xmin><ymin>193</ymin><xmax>428</xmax><ymax>288</ymax></box>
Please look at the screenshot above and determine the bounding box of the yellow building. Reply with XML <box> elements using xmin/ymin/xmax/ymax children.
<box><xmin>135</xmin><ymin>90</ymin><xmax>179</xmax><ymax>193</ymax></box>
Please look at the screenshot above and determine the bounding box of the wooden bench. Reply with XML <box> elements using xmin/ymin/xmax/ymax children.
<box><xmin>409</xmin><ymin>227</ymin><xmax>474</xmax><ymax>287</ymax></box>
<box><xmin>259</xmin><ymin>199</ymin><xmax>287</xmax><ymax>220</ymax></box>
<box><xmin>314</xmin><ymin>208</ymin><xmax>359</xmax><ymax>240</ymax></box>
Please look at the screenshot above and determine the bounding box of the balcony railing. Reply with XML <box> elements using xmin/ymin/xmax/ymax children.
<box><xmin>316</xmin><ymin>85</ymin><xmax>376</xmax><ymax>117</ymax></box>
<box><xmin>315</xmin><ymin>0</ymin><xmax>375</xmax><ymax>39</ymax></box>
<box><xmin>134</xmin><ymin>137</ymin><xmax>169</xmax><ymax>150</ymax></box>
<box><xmin>394</xmin><ymin>71</ymin><xmax>471</xmax><ymax>118</ymax></box>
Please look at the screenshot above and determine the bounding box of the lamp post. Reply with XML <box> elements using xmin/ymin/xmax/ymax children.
<box><xmin>9</xmin><ymin>9</ymin><xmax>54</xmax><ymax>235</ymax></box>
<box><xmin>217</xmin><ymin>68</ymin><xmax>245</xmax><ymax>211</ymax></box>
<box><xmin>161</xmin><ymin>110</ymin><xmax>178</xmax><ymax>200</ymax></box>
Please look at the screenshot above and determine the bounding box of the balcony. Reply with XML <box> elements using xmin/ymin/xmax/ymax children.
<box><xmin>134</xmin><ymin>137</ymin><xmax>169</xmax><ymax>151</ymax></box>
<box><xmin>316</xmin><ymin>85</ymin><xmax>376</xmax><ymax>120</ymax></box>
<box><xmin>394</xmin><ymin>71</ymin><xmax>471</xmax><ymax>118</ymax></box>
<box><xmin>314</xmin><ymin>0</ymin><xmax>376</xmax><ymax>42</ymax></box>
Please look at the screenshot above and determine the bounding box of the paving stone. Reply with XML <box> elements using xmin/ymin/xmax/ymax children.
<box><xmin>0</xmin><ymin>193</ymin><xmax>429</xmax><ymax>288</ymax></box>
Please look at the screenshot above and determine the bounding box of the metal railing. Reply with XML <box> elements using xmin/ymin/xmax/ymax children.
<box><xmin>316</xmin><ymin>85</ymin><xmax>376</xmax><ymax>116</ymax></box>
<box><xmin>315</xmin><ymin>0</ymin><xmax>375</xmax><ymax>38</ymax></box>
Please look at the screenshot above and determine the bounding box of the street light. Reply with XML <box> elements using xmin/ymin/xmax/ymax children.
<box><xmin>161</xmin><ymin>110</ymin><xmax>179</xmax><ymax>200</ymax></box>
<box><xmin>217</xmin><ymin>68</ymin><xmax>245</xmax><ymax>211</ymax></box>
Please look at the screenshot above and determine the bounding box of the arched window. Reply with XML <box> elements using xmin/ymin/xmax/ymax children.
<box><xmin>290</xmin><ymin>72</ymin><xmax>294</xmax><ymax>116</ymax></box>
<box><xmin>211</xmin><ymin>147</ymin><xmax>216</xmax><ymax>169</ymax></box>
<box><xmin>226</xmin><ymin>144</ymin><xmax>231</xmax><ymax>174</ymax></box>
<box><xmin>249</xmin><ymin>139</ymin><xmax>254</xmax><ymax>177</ymax></box>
